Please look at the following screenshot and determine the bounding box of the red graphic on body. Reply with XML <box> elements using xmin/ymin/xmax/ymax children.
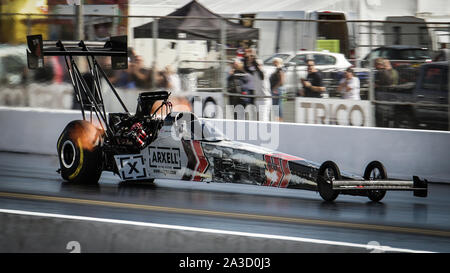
<box><xmin>192</xmin><ymin>140</ymin><xmax>209</xmax><ymax>181</ymax></box>
<box><xmin>264</xmin><ymin>153</ymin><xmax>302</xmax><ymax>188</ymax></box>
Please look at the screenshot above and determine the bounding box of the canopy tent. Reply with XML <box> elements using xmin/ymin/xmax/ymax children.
<box><xmin>133</xmin><ymin>0</ymin><xmax>259</xmax><ymax>41</ymax></box>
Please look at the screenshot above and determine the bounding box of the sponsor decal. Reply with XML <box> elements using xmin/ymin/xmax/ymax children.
<box><xmin>181</xmin><ymin>140</ymin><xmax>209</xmax><ymax>181</ymax></box>
<box><xmin>114</xmin><ymin>155</ymin><xmax>147</xmax><ymax>180</ymax></box>
<box><xmin>280</xmin><ymin>159</ymin><xmax>291</xmax><ymax>188</ymax></box>
<box><xmin>264</xmin><ymin>153</ymin><xmax>298</xmax><ymax>188</ymax></box>
<box><xmin>264</xmin><ymin>156</ymin><xmax>283</xmax><ymax>187</ymax></box>
<box><xmin>149</xmin><ymin>146</ymin><xmax>181</xmax><ymax>169</ymax></box>
<box><xmin>152</xmin><ymin>169</ymin><xmax>177</xmax><ymax>175</ymax></box>
<box><xmin>295</xmin><ymin>97</ymin><xmax>373</xmax><ymax>126</ymax></box>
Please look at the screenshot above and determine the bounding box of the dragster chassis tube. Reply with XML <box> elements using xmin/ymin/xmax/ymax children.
<box><xmin>334</xmin><ymin>180</ymin><xmax>417</xmax><ymax>189</ymax></box>
<box><xmin>332</xmin><ymin>176</ymin><xmax>428</xmax><ymax>197</ymax></box>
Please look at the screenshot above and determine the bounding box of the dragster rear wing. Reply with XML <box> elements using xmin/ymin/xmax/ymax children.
<box><xmin>26</xmin><ymin>34</ymin><xmax>128</xmax><ymax>70</ymax></box>
<box><xmin>26</xmin><ymin>34</ymin><xmax>131</xmax><ymax>140</ymax></box>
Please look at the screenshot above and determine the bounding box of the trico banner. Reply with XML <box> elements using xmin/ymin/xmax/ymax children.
<box><xmin>295</xmin><ymin>98</ymin><xmax>373</xmax><ymax>127</ymax></box>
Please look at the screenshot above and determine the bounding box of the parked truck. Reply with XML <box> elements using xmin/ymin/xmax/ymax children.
<box><xmin>375</xmin><ymin>61</ymin><xmax>448</xmax><ymax>130</ymax></box>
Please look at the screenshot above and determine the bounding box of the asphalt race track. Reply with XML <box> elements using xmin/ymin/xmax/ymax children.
<box><xmin>0</xmin><ymin>152</ymin><xmax>449</xmax><ymax>252</ymax></box>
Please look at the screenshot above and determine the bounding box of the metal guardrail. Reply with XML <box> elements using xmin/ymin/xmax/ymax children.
<box><xmin>2</xmin><ymin>12</ymin><xmax>450</xmax><ymax>24</ymax></box>
<box><xmin>373</xmin><ymin>100</ymin><xmax>449</xmax><ymax>107</ymax></box>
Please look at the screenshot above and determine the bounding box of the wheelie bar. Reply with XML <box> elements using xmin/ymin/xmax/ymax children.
<box><xmin>332</xmin><ymin>176</ymin><xmax>428</xmax><ymax>197</ymax></box>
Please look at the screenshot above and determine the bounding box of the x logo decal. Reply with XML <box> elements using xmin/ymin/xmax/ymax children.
<box><xmin>128</xmin><ymin>162</ymin><xmax>139</xmax><ymax>174</ymax></box>
<box><xmin>117</xmin><ymin>155</ymin><xmax>147</xmax><ymax>180</ymax></box>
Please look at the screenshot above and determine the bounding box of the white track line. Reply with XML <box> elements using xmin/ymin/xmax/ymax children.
<box><xmin>0</xmin><ymin>208</ymin><xmax>433</xmax><ymax>253</ymax></box>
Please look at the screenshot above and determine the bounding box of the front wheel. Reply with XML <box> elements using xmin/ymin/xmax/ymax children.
<box><xmin>317</xmin><ymin>161</ymin><xmax>340</xmax><ymax>202</ymax></box>
<box><xmin>364</xmin><ymin>161</ymin><xmax>387</xmax><ymax>202</ymax></box>
<box><xmin>57</xmin><ymin>120</ymin><xmax>103</xmax><ymax>184</ymax></box>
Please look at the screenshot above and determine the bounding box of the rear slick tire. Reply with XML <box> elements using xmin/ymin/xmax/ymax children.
<box><xmin>57</xmin><ymin>120</ymin><xmax>103</xmax><ymax>184</ymax></box>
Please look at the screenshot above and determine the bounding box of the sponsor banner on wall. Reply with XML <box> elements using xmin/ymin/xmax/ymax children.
<box><xmin>295</xmin><ymin>98</ymin><xmax>373</xmax><ymax>127</ymax></box>
<box><xmin>0</xmin><ymin>83</ymin><xmax>73</xmax><ymax>109</ymax></box>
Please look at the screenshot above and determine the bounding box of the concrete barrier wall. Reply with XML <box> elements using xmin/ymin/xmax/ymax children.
<box><xmin>207</xmin><ymin>119</ymin><xmax>450</xmax><ymax>183</ymax></box>
<box><xmin>0</xmin><ymin>209</ymin><xmax>417</xmax><ymax>253</ymax></box>
<box><xmin>1</xmin><ymin>106</ymin><xmax>449</xmax><ymax>183</ymax></box>
<box><xmin>0</xmin><ymin>107</ymin><xmax>80</xmax><ymax>155</ymax></box>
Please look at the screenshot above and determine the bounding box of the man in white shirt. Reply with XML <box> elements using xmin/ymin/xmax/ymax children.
<box><xmin>337</xmin><ymin>67</ymin><xmax>360</xmax><ymax>100</ymax></box>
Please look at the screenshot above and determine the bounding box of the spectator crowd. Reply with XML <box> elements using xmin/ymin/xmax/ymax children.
<box><xmin>29</xmin><ymin>45</ymin><xmax>402</xmax><ymax>119</ymax></box>
<box><xmin>226</xmin><ymin>48</ymin><xmax>367</xmax><ymax>121</ymax></box>
<box><xmin>109</xmin><ymin>47</ymin><xmax>181</xmax><ymax>94</ymax></box>
<box><xmin>33</xmin><ymin>47</ymin><xmax>182</xmax><ymax>96</ymax></box>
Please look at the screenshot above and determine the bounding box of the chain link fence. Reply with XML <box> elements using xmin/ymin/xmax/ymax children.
<box><xmin>0</xmin><ymin>12</ymin><xmax>449</xmax><ymax>130</ymax></box>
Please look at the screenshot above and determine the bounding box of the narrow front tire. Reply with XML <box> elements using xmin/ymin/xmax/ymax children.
<box><xmin>364</xmin><ymin>161</ymin><xmax>387</xmax><ymax>202</ymax></box>
<box><xmin>317</xmin><ymin>161</ymin><xmax>341</xmax><ymax>202</ymax></box>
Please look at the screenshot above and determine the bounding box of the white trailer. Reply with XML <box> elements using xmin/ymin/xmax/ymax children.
<box><xmin>251</xmin><ymin>10</ymin><xmax>356</xmax><ymax>60</ymax></box>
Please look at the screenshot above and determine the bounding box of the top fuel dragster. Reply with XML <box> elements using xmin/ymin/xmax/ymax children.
<box><xmin>26</xmin><ymin>35</ymin><xmax>427</xmax><ymax>202</ymax></box>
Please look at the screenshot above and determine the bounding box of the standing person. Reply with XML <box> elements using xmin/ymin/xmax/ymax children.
<box><xmin>243</xmin><ymin>48</ymin><xmax>264</xmax><ymax>105</ymax></box>
<box><xmin>110</xmin><ymin>47</ymin><xmax>147</xmax><ymax>89</ymax></box>
<box><xmin>299</xmin><ymin>59</ymin><xmax>326</xmax><ymax>97</ymax></box>
<box><xmin>243</xmin><ymin>48</ymin><xmax>272</xmax><ymax>121</ymax></box>
<box><xmin>227</xmin><ymin>58</ymin><xmax>249</xmax><ymax>107</ymax></box>
<box><xmin>155</xmin><ymin>69</ymin><xmax>169</xmax><ymax>89</ymax></box>
<box><xmin>130</xmin><ymin>52</ymin><xmax>152</xmax><ymax>90</ymax></box>
<box><xmin>383</xmin><ymin>59</ymin><xmax>399</xmax><ymax>86</ymax></box>
<box><xmin>374</xmin><ymin>57</ymin><xmax>393</xmax><ymax>89</ymax></box>
<box><xmin>269</xmin><ymin>57</ymin><xmax>286</xmax><ymax>121</ymax></box>
<box><xmin>337</xmin><ymin>67</ymin><xmax>360</xmax><ymax>100</ymax></box>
